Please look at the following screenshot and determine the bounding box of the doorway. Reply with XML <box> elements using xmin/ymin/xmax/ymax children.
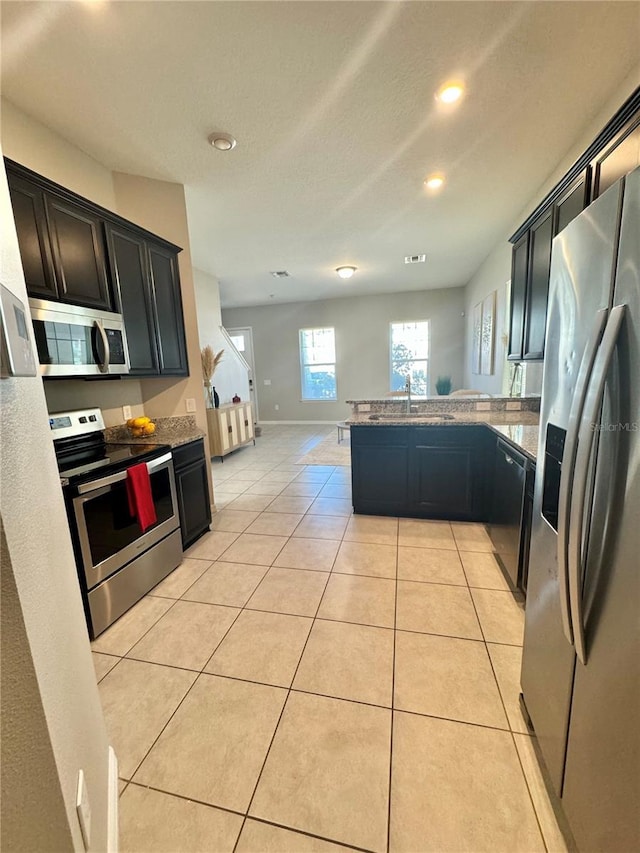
<box><xmin>226</xmin><ymin>327</ymin><xmax>258</xmax><ymax>422</ymax></box>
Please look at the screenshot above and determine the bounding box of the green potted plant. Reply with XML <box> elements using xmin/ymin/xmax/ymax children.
<box><xmin>435</xmin><ymin>375</ymin><xmax>452</xmax><ymax>396</ymax></box>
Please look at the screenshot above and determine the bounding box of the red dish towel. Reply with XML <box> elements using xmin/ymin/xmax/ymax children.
<box><xmin>126</xmin><ymin>463</ymin><xmax>157</xmax><ymax>533</ymax></box>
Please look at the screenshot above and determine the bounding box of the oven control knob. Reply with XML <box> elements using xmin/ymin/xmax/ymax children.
<box><xmin>79</xmin><ymin>416</ymin><xmax>87</xmax><ymax>423</ymax></box>
<box><xmin>89</xmin><ymin>415</ymin><xmax>97</xmax><ymax>422</ymax></box>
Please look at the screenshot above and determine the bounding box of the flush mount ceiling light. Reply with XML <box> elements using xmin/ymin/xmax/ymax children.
<box><xmin>424</xmin><ymin>174</ymin><xmax>445</xmax><ymax>191</ymax></box>
<box><xmin>270</xmin><ymin>270</ymin><xmax>290</xmax><ymax>278</ymax></box>
<box><xmin>405</xmin><ymin>254</ymin><xmax>426</xmax><ymax>264</ymax></box>
<box><xmin>208</xmin><ymin>132</ymin><xmax>237</xmax><ymax>151</ymax></box>
<box><xmin>436</xmin><ymin>82</ymin><xmax>465</xmax><ymax>104</ymax></box>
<box><xmin>336</xmin><ymin>266</ymin><xmax>357</xmax><ymax>279</ymax></box>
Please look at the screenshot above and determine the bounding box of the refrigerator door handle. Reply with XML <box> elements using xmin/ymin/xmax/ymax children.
<box><xmin>557</xmin><ymin>307</ymin><xmax>609</xmax><ymax>646</ymax></box>
<box><xmin>568</xmin><ymin>303</ymin><xmax>627</xmax><ymax>665</ymax></box>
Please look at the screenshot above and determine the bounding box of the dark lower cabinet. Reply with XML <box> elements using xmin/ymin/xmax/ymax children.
<box><xmin>351</xmin><ymin>428</ymin><xmax>409</xmax><ymax>516</ymax></box>
<box><xmin>351</xmin><ymin>425</ymin><xmax>491</xmax><ymax>521</ymax></box>
<box><xmin>173</xmin><ymin>440</ymin><xmax>211</xmax><ymax>550</ymax></box>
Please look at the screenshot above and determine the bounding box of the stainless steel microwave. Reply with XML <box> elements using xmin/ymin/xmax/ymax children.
<box><xmin>29</xmin><ymin>298</ymin><xmax>130</xmax><ymax>377</ymax></box>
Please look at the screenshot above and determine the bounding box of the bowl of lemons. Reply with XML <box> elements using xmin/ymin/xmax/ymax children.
<box><xmin>126</xmin><ymin>416</ymin><xmax>156</xmax><ymax>438</ymax></box>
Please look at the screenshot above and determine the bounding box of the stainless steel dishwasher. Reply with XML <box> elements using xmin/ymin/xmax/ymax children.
<box><xmin>489</xmin><ymin>438</ymin><xmax>527</xmax><ymax>590</ymax></box>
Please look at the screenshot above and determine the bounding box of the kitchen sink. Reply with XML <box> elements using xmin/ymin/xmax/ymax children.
<box><xmin>368</xmin><ymin>413</ymin><xmax>455</xmax><ymax>421</ymax></box>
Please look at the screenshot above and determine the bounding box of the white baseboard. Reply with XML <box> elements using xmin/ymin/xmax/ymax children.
<box><xmin>107</xmin><ymin>746</ymin><xmax>119</xmax><ymax>853</ymax></box>
<box><xmin>259</xmin><ymin>420</ymin><xmax>339</xmax><ymax>425</ymax></box>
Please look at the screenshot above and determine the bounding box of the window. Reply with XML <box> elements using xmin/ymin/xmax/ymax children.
<box><xmin>390</xmin><ymin>321</ymin><xmax>429</xmax><ymax>396</ymax></box>
<box><xmin>299</xmin><ymin>327</ymin><xmax>337</xmax><ymax>400</ymax></box>
<box><xmin>230</xmin><ymin>334</ymin><xmax>245</xmax><ymax>352</ymax></box>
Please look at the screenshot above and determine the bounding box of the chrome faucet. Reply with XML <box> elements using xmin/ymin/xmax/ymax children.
<box><xmin>404</xmin><ymin>376</ymin><xmax>412</xmax><ymax>413</ymax></box>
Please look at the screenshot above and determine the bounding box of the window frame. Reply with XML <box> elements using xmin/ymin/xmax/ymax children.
<box><xmin>299</xmin><ymin>326</ymin><xmax>338</xmax><ymax>402</ymax></box>
<box><xmin>389</xmin><ymin>319</ymin><xmax>430</xmax><ymax>396</ymax></box>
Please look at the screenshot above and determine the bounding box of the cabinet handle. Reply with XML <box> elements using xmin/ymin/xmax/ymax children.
<box><xmin>228</xmin><ymin>425</ymin><xmax>233</xmax><ymax>434</ymax></box>
<box><xmin>244</xmin><ymin>419</ymin><xmax>248</xmax><ymax>426</ymax></box>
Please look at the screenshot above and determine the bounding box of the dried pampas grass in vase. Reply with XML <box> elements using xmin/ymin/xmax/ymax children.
<box><xmin>201</xmin><ymin>346</ymin><xmax>224</xmax><ymax>408</ymax></box>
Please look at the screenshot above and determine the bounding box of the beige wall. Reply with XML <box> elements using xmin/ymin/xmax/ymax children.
<box><xmin>223</xmin><ymin>287</ymin><xmax>466</xmax><ymax>422</ymax></box>
<box><xmin>463</xmin><ymin>67</ymin><xmax>640</xmax><ymax>392</ymax></box>
<box><xmin>193</xmin><ymin>267</ymin><xmax>251</xmax><ymax>406</ymax></box>
<box><xmin>0</xmin><ymin>154</ymin><xmax>112</xmax><ymax>852</ymax></box>
<box><xmin>2</xmin><ymin>97</ymin><xmax>116</xmax><ymax>209</ymax></box>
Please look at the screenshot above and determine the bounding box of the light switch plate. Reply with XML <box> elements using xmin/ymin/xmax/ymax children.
<box><xmin>506</xmin><ymin>401</ymin><xmax>522</xmax><ymax>410</ymax></box>
<box><xmin>122</xmin><ymin>405</ymin><xmax>132</xmax><ymax>421</ymax></box>
<box><xmin>359</xmin><ymin>404</ymin><xmax>371</xmax><ymax>412</ymax></box>
<box><xmin>263</xmin><ymin>379</ymin><xmax>272</xmax><ymax>386</ymax></box>
<box><xmin>475</xmin><ymin>402</ymin><xmax>491</xmax><ymax>411</ymax></box>
<box><xmin>186</xmin><ymin>398</ymin><xmax>197</xmax><ymax>413</ymax></box>
<box><xmin>76</xmin><ymin>770</ymin><xmax>91</xmax><ymax>850</ymax></box>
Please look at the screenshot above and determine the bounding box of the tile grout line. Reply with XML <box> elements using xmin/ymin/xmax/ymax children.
<box><xmin>230</xmin><ymin>502</ymin><xmax>340</xmax><ymax>853</ymax></box>
<box><xmin>458</xmin><ymin>529</ymin><xmax>550</xmax><ymax>851</ymax></box>
<box><xmin>386</xmin><ymin>516</ymin><xmax>399</xmax><ymax>853</ymax></box>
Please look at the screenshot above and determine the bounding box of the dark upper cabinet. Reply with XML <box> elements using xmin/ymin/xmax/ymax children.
<box><xmin>148</xmin><ymin>244</ymin><xmax>188</xmax><ymax>375</ymax></box>
<box><xmin>508</xmin><ymin>172</ymin><xmax>589</xmax><ymax>362</ymax></box>
<box><xmin>5</xmin><ymin>158</ymin><xmax>189</xmax><ymax>380</ymax></box>
<box><xmin>591</xmin><ymin>116</ymin><xmax>640</xmax><ymax>200</ymax></box>
<box><xmin>44</xmin><ymin>195</ymin><xmax>113</xmax><ymax>311</ymax></box>
<box><xmin>6</xmin><ymin>173</ymin><xmax>57</xmax><ymax>301</ymax></box>
<box><xmin>106</xmin><ymin>224</ymin><xmax>159</xmax><ymax>375</ymax></box>
<box><xmin>508</xmin><ymin>233</ymin><xmax>529</xmax><ymax>360</ymax></box>
<box><xmin>522</xmin><ymin>210</ymin><xmax>554</xmax><ymax>360</ymax></box>
<box><xmin>508</xmin><ymin>90</ymin><xmax>639</xmax><ymax>363</ymax></box>
<box><xmin>555</xmin><ymin>173</ymin><xmax>589</xmax><ymax>236</ymax></box>
<box><xmin>106</xmin><ymin>223</ymin><xmax>188</xmax><ymax>377</ymax></box>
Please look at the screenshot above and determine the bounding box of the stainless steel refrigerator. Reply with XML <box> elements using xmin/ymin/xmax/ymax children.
<box><xmin>521</xmin><ymin>165</ymin><xmax>639</xmax><ymax>852</ymax></box>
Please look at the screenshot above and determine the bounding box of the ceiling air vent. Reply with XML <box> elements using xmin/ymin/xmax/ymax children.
<box><xmin>270</xmin><ymin>270</ymin><xmax>290</xmax><ymax>278</ymax></box>
<box><xmin>405</xmin><ymin>254</ymin><xmax>426</xmax><ymax>264</ymax></box>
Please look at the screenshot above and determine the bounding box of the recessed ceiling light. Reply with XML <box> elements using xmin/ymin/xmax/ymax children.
<box><xmin>336</xmin><ymin>266</ymin><xmax>357</xmax><ymax>279</ymax></box>
<box><xmin>424</xmin><ymin>174</ymin><xmax>445</xmax><ymax>191</ymax></box>
<box><xmin>208</xmin><ymin>132</ymin><xmax>237</xmax><ymax>151</ymax></box>
<box><xmin>436</xmin><ymin>82</ymin><xmax>465</xmax><ymax>104</ymax></box>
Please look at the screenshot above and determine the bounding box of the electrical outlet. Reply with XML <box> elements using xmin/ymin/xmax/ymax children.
<box><xmin>76</xmin><ymin>770</ymin><xmax>91</xmax><ymax>850</ymax></box>
<box><xmin>274</xmin><ymin>404</ymin><xmax>279</xmax><ymax>411</ymax></box>
<box><xmin>264</xmin><ymin>379</ymin><xmax>272</xmax><ymax>386</ymax></box>
<box><xmin>360</xmin><ymin>404</ymin><xmax>371</xmax><ymax>412</ymax></box>
<box><xmin>185</xmin><ymin>398</ymin><xmax>196</xmax><ymax>413</ymax></box>
<box><xmin>122</xmin><ymin>405</ymin><xmax>132</xmax><ymax>421</ymax></box>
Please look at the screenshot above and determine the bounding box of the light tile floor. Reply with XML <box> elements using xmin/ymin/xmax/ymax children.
<box><xmin>93</xmin><ymin>425</ymin><xmax>568</xmax><ymax>853</ymax></box>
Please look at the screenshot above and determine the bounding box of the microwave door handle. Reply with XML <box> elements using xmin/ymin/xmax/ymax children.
<box><xmin>568</xmin><ymin>304</ymin><xmax>626</xmax><ymax>666</ymax></box>
<box><xmin>557</xmin><ymin>308</ymin><xmax>608</xmax><ymax>646</ymax></box>
<box><xmin>93</xmin><ymin>320</ymin><xmax>110</xmax><ymax>373</ymax></box>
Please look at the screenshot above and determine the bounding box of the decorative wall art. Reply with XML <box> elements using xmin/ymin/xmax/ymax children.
<box><xmin>471</xmin><ymin>301</ymin><xmax>482</xmax><ymax>375</ymax></box>
<box><xmin>480</xmin><ymin>290</ymin><xmax>496</xmax><ymax>375</ymax></box>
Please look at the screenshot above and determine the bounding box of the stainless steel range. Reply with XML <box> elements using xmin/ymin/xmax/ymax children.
<box><xmin>52</xmin><ymin>407</ymin><xmax>182</xmax><ymax>638</ymax></box>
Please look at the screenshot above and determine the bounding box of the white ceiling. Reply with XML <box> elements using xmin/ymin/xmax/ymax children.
<box><xmin>2</xmin><ymin>1</ymin><xmax>639</xmax><ymax>308</ymax></box>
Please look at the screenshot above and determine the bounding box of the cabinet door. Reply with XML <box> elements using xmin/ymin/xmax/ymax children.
<box><xmin>236</xmin><ymin>406</ymin><xmax>247</xmax><ymax>443</ymax></box>
<box><xmin>554</xmin><ymin>173</ymin><xmax>589</xmax><ymax>236</ymax></box>
<box><xmin>352</xmin><ymin>445</ymin><xmax>408</xmax><ymax>515</ymax></box>
<box><xmin>410</xmin><ymin>443</ymin><xmax>474</xmax><ymax>520</ymax></box>
<box><xmin>522</xmin><ymin>210</ymin><xmax>554</xmax><ymax>360</ymax></box>
<box><xmin>147</xmin><ymin>244</ymin><xmax>188</xmax><ymax>375</ymax></box>
<box><xmin>244</xmin><ymin>404</ymin><xmax>255</xmax><ymax>440</ymax></box>
<box><xmin>106</xmin><ymin>224</ymin><xmax>159</xmax><ymax>375</ymax></box>
<box><xmin>218</xmin><ymin>410</ymin><xmax>233</xmax><ymax>453</ymax></box>
<box><xmin>507</xmin><ymin>232</ymin><xmax>529</xmax><ymax>360</ymax></box>
<box><xmin>175</xmin><ymin>458</ymin><xmax>211</xmax><ymax>549</ymax></box>
<box><xmin>592</xmin><ymin>117</ymin><xmax>640</xmax><ymax>200</ymax></box>
<box><xmin>7</xmin><ymin>173</ymin><xmax>57</xmax><ymax>301</ymax></box>
<box><xmin>44</xmin><ymin>195</ymin><xmax>113</xmax><ymax>310</ymax></box>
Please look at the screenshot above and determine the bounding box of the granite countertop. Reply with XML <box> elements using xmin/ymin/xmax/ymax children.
<box><xmin>105</xmin><ymin>415</ymin><xmax>206</xmax><ymax>449</ymax></box>
<box><xmin>347</xmin><ymin>410</ymin><xmax>540</xmax><ymax>460</ymax></box>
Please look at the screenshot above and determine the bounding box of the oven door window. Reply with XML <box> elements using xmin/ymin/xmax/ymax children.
<box><xmin>81</xmin><ymin>466</ymin><xmax>174</xmax><ymax>568</ymax></box>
